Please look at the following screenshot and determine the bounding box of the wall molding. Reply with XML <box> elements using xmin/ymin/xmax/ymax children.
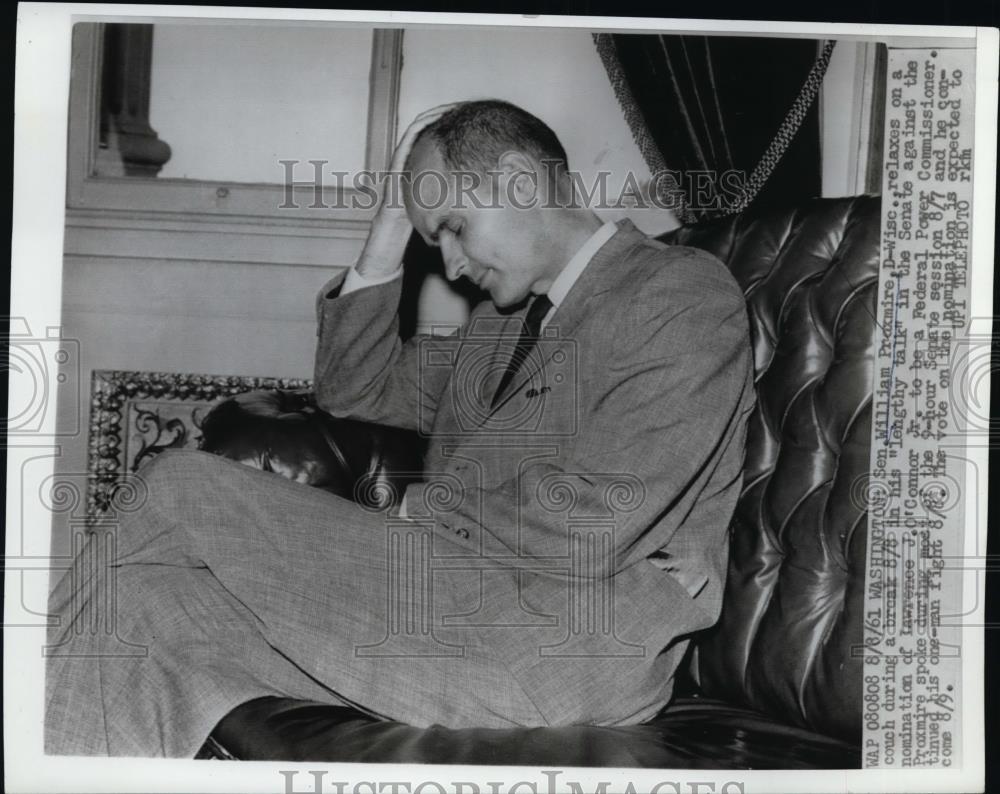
<box><xmin>64</xmin><ymin>208</ymin><xmax>366</xmax><ymax>268</ymax></box>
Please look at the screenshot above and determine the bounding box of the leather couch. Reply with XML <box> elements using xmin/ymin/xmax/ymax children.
<box><xmin>193</xmin><ymin>195</ymin><xmax>880</xmax><ymax>768</ymax></box>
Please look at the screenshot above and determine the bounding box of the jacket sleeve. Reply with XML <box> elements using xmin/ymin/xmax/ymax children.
<box><xmin>313</xmin><ymin>270</ymin><xmax>449</xmax><ymax>432</ymax></box>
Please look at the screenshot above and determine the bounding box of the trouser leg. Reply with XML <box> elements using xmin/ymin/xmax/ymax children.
<box><xmin>46</xmin><ymin>449</ymin><xmax>546</xmax><ymax>757</ymax></box>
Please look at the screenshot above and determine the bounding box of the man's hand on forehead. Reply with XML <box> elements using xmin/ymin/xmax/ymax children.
<box><xmin>390</xmin><ymin>103</ymin><xmax>460</xmax><ymax>175</ymax></box>
<box><xmin>355</xmin><ymin>103</ymin><xmax>461</xmax><ymax>280</ymax></box>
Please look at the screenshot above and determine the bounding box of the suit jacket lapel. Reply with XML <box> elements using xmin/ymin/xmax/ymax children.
<box><xmin>485</xmin><ymin>220</ymin><xmax>650</xmax><ymax>416</ymax></box>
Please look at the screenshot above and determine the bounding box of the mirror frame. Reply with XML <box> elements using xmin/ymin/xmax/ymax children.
<box><xmin>67</xmin><ymin>22</ymin><xmax>403</xmax><ymax>230</ymax></box>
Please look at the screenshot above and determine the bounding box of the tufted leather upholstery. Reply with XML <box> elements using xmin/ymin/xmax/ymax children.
<box><xmin>662</xmin><ymin>195</ymin><xmax>879</xmax><ymax>743</ymax></box>
<box><xmin>196</xmin><ymin>195</ymin><xmax>880</xmax><ymax>765</ymax></box>
<box><xmin>200</xmin><ymin>389</ymin><xmax>423</xmax><ymax>508</ymax></box>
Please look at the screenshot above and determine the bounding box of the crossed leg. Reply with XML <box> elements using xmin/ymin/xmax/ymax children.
<box><xmin>45</xmin><ymin>449</ymin><xmax>546</xmax><ymax>757</ymax></box>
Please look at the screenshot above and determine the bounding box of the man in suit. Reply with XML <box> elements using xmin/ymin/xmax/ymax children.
<box><xmin>45</xmin><ymin>100</ymin><xmax>754</xmax><ymax>756</ymax></box>
<box><xmin>312</xmin><ymin>100</ymin><xmax>756</xmax><ymax>726</ymax></box>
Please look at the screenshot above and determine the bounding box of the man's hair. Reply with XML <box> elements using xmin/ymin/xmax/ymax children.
<box><xmin>411</xmin><ymin>100</ymin><xmax>569</xmax><ymax>175</ymax></box>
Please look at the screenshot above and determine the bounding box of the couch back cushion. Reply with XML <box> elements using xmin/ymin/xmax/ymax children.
<box><xmin>659</xmin><ymin>196</ymin><xmax>880</xmax><ymax>742</ymax></box>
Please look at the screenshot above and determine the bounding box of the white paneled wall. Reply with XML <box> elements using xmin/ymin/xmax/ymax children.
<box><xmin>52</xmin><ymin>230</ymin><xmax>351</xmax><ymax>558</ymax></box>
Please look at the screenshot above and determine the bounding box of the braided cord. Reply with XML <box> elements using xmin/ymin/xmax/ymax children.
<box><xmin>592</xmin><ymin>36</ymin><xmax>837</xmax><ymax>222</ymax></box>
<box><xmin>592</xmin><ymin>33</ymin><xmax>695</xmax><ymax>224</ymax></box>
<box><xmin>723</xmin><ymin>39</ymin><xmax>837</xmax><ymax>215</ymax></box>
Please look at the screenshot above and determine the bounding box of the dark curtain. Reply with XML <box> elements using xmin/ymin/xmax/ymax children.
<box><xmin>594</xmin><ymin>35</ymin><xmax>832</xmax><ymax>223</ymax></box>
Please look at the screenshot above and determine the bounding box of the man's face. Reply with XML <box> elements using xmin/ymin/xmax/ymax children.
<box><xmin>404</xmin><ymin>139</ymin><xmax>554</xmax><ymax>309</ymax></box>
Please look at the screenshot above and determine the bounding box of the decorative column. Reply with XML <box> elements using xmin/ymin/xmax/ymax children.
<box><xmin>97</xmin><ymin>24</ymin><xmax>171</xmax><ymax>177</ymax></box>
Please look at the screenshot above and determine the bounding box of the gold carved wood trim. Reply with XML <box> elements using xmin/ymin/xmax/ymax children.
<box><xmin>87</xmin><ymin>369</ymin><xmax>313</xmax><ymax>519</ymax></box>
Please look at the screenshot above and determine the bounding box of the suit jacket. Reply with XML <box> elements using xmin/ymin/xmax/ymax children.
<box><xmin>314</xmin><ymin>219</ymin><xmax>755</xmax><ymax>725</ymax></box>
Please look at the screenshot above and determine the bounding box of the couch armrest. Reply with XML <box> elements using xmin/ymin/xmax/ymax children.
<box><xmin>199</xmin><ymin>389</ymin><xmax>424</xmax><ymax>508</ymax></box>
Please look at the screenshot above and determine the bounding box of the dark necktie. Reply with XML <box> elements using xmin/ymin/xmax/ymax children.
<box><xmin>491</xmin><ymin>294</ymin><xmax>553</xmax><ymax>409</ymax></box>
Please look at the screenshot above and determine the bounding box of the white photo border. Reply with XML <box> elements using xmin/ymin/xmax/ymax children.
<box><xmin>8</xmin><ymin>4</ymin><xmax>996</xmax><ymax>793</ymax></box>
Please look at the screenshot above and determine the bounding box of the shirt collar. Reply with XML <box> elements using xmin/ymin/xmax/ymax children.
<box><xmin>544</xmin><ymin>220</ymin><xmax>619</xmax><ymax>313</ymax></box>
